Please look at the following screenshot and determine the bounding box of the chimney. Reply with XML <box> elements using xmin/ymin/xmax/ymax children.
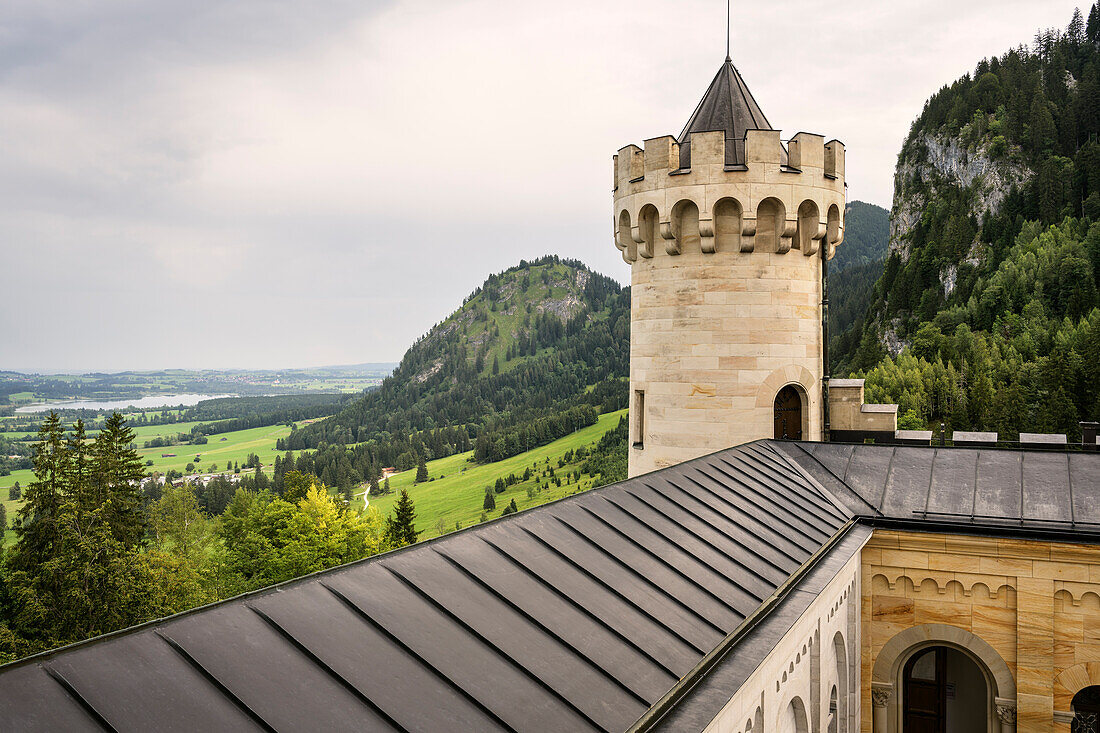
<box><xmin>1082</xmin><ymin>421</ymin><xmax>1099</xmax><ymax>452</ymax></box>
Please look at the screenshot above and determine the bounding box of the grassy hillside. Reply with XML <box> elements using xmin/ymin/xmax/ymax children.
<box><xmin>362</xmin><ymin>410</ymin><xmax>626</xmax><ymax>541</ymax></box>
<box><xmin>0</xmin><ymin>417</ymin><xmax>320</xmax><ymax>546</ymax></box>
<box><xmin>275</xmin><ymin>256</ymin><xmax>629</xmax><ymax>497</ymax></box>
<box><xmin>286</xmin><ymin>256</ymin><xmax>627</xmax><ymax>452</ymax></box>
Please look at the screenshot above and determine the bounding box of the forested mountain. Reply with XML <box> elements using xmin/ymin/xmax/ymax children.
<box><xmin>829</xmin><ymin>202</ymin><xmax>890</xmax><ymax>345</ymax></box>
<box><xmin>837</xmin><ymin>4</ymin><xmax>1100</xmax><ymax>439</ymax></box>
<box><xmin>278</xmin><ymin>257</ymin><xmax>630</xmax><ymax>491</ymax></box>
<box><xmin>834</xmin><ymin>201</ymin><xmax>890</xmax><ymax>273</ymax></box>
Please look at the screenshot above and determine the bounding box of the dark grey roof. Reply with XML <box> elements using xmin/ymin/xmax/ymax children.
<box><xmin>677</xmin><ymin>58</ymin><xmax>786</xmax><ymax>169</ymax></box>
<box><xmin>0</xmin><ymin>441</ymin><xmax>850</xmax><ymax>733</ymax></box>
<box><xmin>647</xmin><ymin>524</ymin><xmax>871</xmax><ymax>733</ymax></box>
<box><xmin>4</xmin><ymin>440</ymin><xmax>1096</xmax><ymax>732</ymax></box>
<box><xmin>779</xmin><ymin>442</ymin><xmax>1100</xmax><ymax>537</ymax></box>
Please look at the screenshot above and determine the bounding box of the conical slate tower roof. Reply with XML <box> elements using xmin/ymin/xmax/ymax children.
<box><xmin>677</xmin><ymin>57</ymin><xmax>786</xmax><ymax>168</ymax></box>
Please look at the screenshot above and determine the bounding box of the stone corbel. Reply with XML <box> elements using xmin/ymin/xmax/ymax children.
<box><xmin>659</xmin><ymin>220</ymin><xmax>680</xmax><ymax>255</ymax></box>
<box><xmin>698</xmin><ymin>217</ymin><xmax>716</xmax><ymax>254</ymax></box>
<box><xmin>803</xmin><ymin>221</ymin><xmax>827</xmax><ymax>256</ymax></box>
<box><xmin>631</xmin><ymin>226</ymin><xmax>653</xmax><ymax>258</ymax></box>
<box><xmin>740</xmin><ymin>217</ymin><xmax>757</xmax><ymax>253</ymax></box>
<box><xmin>995</xmin><ymin>698</ymin><xmax>1016</xmax><ymax>733</ymax></box>
<box><xmin>777</xmin><ymin>219</ymin><xmax>797</xmax><ymax>254</ymax></box>
<box><xmin>871</xmin><ymin>682</ymin><xmax>892</xmax><ymax>733</ymax></box>
<box><xmin>829</xmin><ymin>224</ymin><xmax>845</xmax><ymax>246</ymax></box>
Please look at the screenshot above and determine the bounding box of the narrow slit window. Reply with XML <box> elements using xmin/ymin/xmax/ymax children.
<box><xmin>633</xmin><ymin>390</ymin><xmax>645</xmax><ymax>447</ymax></box>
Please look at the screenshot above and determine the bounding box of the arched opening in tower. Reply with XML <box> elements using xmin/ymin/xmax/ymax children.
<box><xmin>773</xmin><ymin>385</ymin><xmax>803</xmax><ymax>440</ymax></box>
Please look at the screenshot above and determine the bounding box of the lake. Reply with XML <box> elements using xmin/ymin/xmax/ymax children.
<box><xmin>15</xmin><ymin>394</ymin><xmax>235</xmax><ymax>414</ymax></box>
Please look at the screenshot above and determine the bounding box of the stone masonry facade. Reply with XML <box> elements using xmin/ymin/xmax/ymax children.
<box><xmin>862</xmin><ymin>529</ymin><xmax>1100</xmax><ymax>732</ymax></box>
<box><xmin>614</xmin><ymin>129</ymin><xmax>846</xmax><ymax>477</ymax></box>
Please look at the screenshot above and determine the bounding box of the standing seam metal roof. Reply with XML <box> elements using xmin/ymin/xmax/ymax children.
<box><xmin>780</xmin><ymin>442</ymin><xmax>1100</xmax><ymax>533</ymax></box>
<box><xmin>3</xmin><ymin>440</ymin><xmax>1096</xmax><ymax>731</ymax></box>
<box><xmin>0</xmin><ymin>441</ymin><xmax>849</xmax><ymax>733</ymax></box>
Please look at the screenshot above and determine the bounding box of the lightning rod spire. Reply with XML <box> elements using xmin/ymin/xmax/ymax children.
<box><xmin>726</xmin><ymin>0</ymin><xmax>731</xmax><ymax>61</ymax></box>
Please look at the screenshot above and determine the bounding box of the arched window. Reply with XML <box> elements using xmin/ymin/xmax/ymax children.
<box><xmin>828</xmin><ymin>685</ymin><xmax>839</xmax><ymax>733</ymax></box>
<box><xmin>833</xmin><ymin>631</ymin><xmax>848</xmax><ymax>732</ymax></box>
<box><xmin>671</xmin><ymin>200</ymin><xmax>700</xmax><ymax>254</ymax></box>
<box><xmin>784</xmin><ymin>697</ymin><xmax>809</xmax><ymax>733</ymax></box>
<box><xmin>713</xmin><ymin>198</ymin><xmax>742</xmax><ymax>252</ymax></box>
<box><xmin>756</xmin><ymin>198</ymin><xmax>785</xmax><ymax>253</ymax></box>
<box><xmin>902</xmin><ymin>646</ymin><xmax>988</xmax><ymax>733</ymax></box>
<box><xmin>1073</xmin><ymin>686</ymin><xmax>1100</xmax><ymax>733</ymax></box>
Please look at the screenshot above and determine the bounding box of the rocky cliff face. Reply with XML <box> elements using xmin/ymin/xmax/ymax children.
<box><xmin>889</xmin><ymin>131</ymin><xmax>1031</xmax><ymax>262</ymax></box>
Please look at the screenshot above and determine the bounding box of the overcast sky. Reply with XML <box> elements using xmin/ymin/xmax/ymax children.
<box><xmin>0</xmin><ymin>0</ymin><xmax>1084</xmax><ymax>372</ymax></box>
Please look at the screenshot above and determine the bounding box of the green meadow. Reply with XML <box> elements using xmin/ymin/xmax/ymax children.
<box><xmin>135</xmin><ymin>423</ymin><xmax>296</xmax><ymax>476</ymax></box>
<box><xmin>0</xmin><ymin>419</ymin><xmax>308</xmax><ymax>545</ymax></box>
<box><xmin>362</xmin><ymin>409</ymin><xmax>626</xmax><ymax>541</ymax></box>
<box><xmin>0</xmin><ymin>408</ymin><xmax>627</xmax><ymax>548</ymax></box>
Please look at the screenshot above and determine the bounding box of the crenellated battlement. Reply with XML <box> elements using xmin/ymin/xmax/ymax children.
<box><xmin>613</xmin><ymin>129</ymin><xmax>846</xmax><ymax>265</ymax></box>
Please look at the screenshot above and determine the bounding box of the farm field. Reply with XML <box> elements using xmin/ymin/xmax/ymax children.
<box><xmin>136</xmin><ymin>423</ymin><xmax>298</xmax><ymax>476</ymax></box>
<box><xmin>1</xmin><ymin>411</ymin><xmax>193</xmax><ymax>437</ymax></box>
<box><xmin>0</xmin><ymin>418</ymin><xmax>317</xmax><ymax>543</ymax></box>
<box><xmin>362</xmin><ymin>409</ymin><xmax>626</xmax><ymax>541</ymax></box>
<box><xmin>1</xmin><ymin>496</ymin><xmax>20</xmax><ymax>546</ymax></box>
<box><xmin>0</xmin><ymin>419</ymin><xmax>228</xmax><ymax>495</ymax></box>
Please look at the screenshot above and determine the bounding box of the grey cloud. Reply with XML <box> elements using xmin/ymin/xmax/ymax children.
<box><xmin>0</xmin><ymin>0</ymin><xmax>1084</xmax><ymax>371</ymax></box>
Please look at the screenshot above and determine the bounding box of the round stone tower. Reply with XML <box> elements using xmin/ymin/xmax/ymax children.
<box><xmin>614</xmin><ymin>56</ymin><xmax>845</xmax><ymax>477</ymax></box>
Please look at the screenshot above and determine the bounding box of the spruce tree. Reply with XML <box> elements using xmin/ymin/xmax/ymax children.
<box><xmin>91</xmin><ymin>413</ymin><xmax>146</xmax><ymax>548</ymax></box>
<box><xmin>415</xmin><ymin>458</ymin><xmax>428</xmax><ymax>484</ymax></box>
<box><xmin>9</xmin><ymin>412</ymin><xmax>66</xmax><ymax>573</ymax></box>
<box><xmin>483</xmin><ymin>488</ymin><xmax>496</xmax><ymax>511</ymax></box>
<box><xmin>384</xmin><ymin>489</ymin><xmax>419</xmax><ymax>548</ymax></box>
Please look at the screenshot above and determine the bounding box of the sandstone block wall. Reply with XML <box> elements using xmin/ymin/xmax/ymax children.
<box><xmin>829</xmin><ymin>379</ymin><xmax>898</xmax><ymax>435</ymax></box>
<box><xmin>862</xmin><ymin>529</ymin><xmax>1100</xmax><ymax>732</ymax></box>
<box><xmin>629</xmin><ymin>249</ymin><xmax>824</xmax><ymax>475</ymax></box>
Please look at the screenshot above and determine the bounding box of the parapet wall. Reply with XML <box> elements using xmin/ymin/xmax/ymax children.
<box><xmin>614</xmin><ymin>130</ymin><xmax>846</xmax><ymax>264</ymax></box>
<box><xmin>829</xmin><ymin>379</ymin><xmax>898</xmax><ymax>443</ymax></box>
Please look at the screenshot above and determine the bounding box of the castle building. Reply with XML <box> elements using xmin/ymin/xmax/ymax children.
<box><xmin>3</xmin><ymin>55</ymin><xmax>1100</xmax><ymax>733</ymax></box>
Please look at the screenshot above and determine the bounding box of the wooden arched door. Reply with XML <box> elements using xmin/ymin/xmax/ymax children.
<box><xmin>773</xmin><ymin>385</ymin><xmax>803</xmax><ymax>440</ymax></box>
<box><xmin>903</xmin><ymin>648</ymin><xmax>946</xmax><ymax>733</ymax></box>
